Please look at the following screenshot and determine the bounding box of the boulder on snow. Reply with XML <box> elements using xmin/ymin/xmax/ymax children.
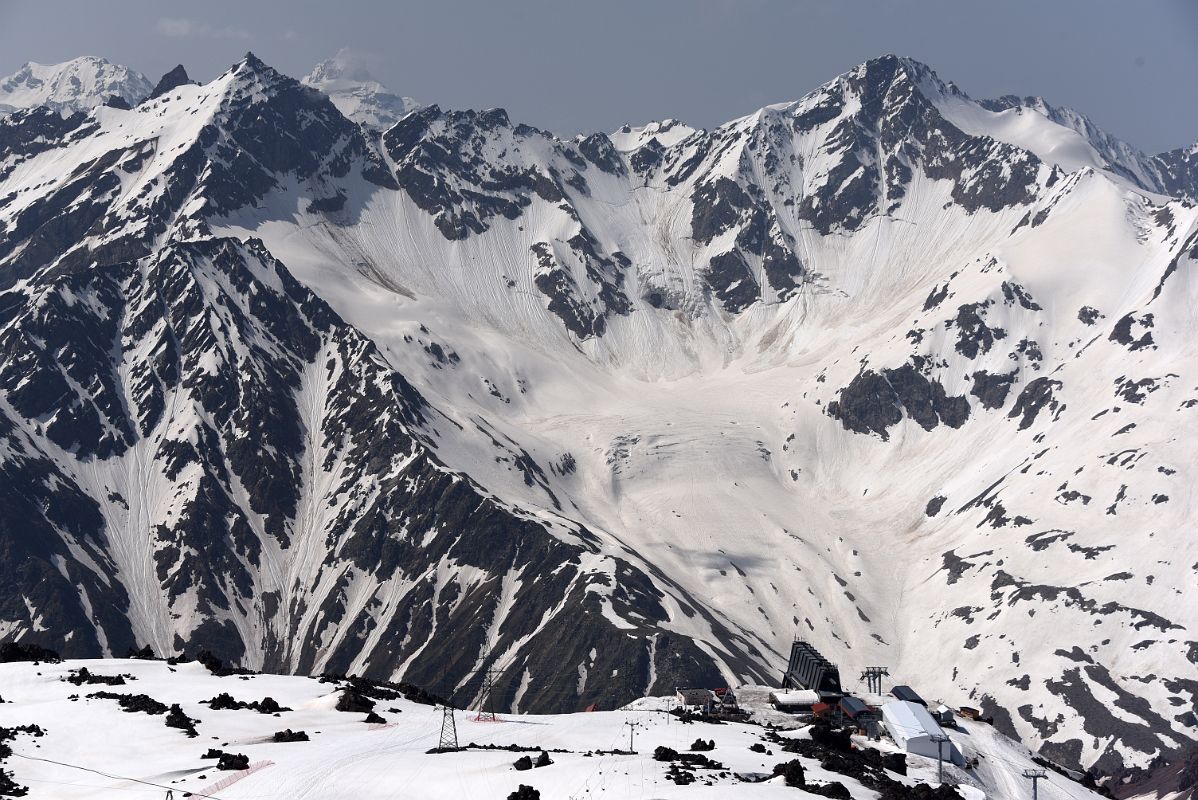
<box><xmin>165</xmin><ymin>703</ymin><xmax>199</xmax><ymax>737</ymax></box>
<box><xmin>204</xmin><ymin>692</ymin><xmax>290</xmax><ymax>714</ymax></box>
<box><xmin>335</xmin><ymin>688</ymin><xmax>376</xmax><ymax>714</ymax></box>
<box><xmin>507</xmin><ymin>786</ymin><xmax>540</xmax><ymax>800</ymax></box>
<box><xmin>806</xmin><ymin>781</ymin><xmax>852</xmax><ymax>799</ymax></box>
<box><xmin>216</xmin><ymin>752</ymin><xmax>250</xmax><ymax>771</ymax></box>
<box><xmin>772</xmin><ymin>758</ymin><xmax>806</xmax><ymax>787</ymax></box>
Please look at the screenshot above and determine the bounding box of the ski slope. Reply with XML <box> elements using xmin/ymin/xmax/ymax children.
<box><xmin>0</xmin><ymin>658</ymin><xmax>1110</xmax><ymax>800</ymax></box>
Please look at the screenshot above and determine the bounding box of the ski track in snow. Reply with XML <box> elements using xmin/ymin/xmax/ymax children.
<box><xmin>0</xmin><ymin>658</ymin><xmax>1116</xmax><ymax>800</ymax></box>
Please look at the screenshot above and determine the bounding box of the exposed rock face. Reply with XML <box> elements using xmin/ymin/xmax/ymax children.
<box><xmin>0</xmin><ymin>52</ymin><xmax>1195</xmax><ymax>772</ymax></box>
<box><xmin>148</xmin><ymin>65</ymin><xmax>193</xmax><ymax>100</ymax></box>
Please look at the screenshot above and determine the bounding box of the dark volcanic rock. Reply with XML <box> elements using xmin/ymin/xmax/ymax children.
<box><xmin>971</xmin><ymin>370</ymin><xmax>1017</xmax><ymax>410</ymax></box>
<box><xmin>148</xmin><ymin>65</ymin><xmax>193</xmax><ymax>100</ymax></box>
<box><xmin>206</xmin><ymin>692</ymin><xmax>290</xmax><ymax>714</ymax></box>
<box><xmin>216</xmin><ymin>751</ymin><xmax>250</xmax><ymax>771</ymax></box>
<box><xmin>65</xmin><ymin>667</ymin><xmax>128</xmax><ymax>686</ymax></box>
<box><xmin>773</xmin><ymin>758</ymin><xmax>807</xmax><ymax>787</ymax></box>
<box><xmin>0</xmin><ymin>643</ymin><xmax>62</xmax><ymax>663</ymax></box>
<box><xmin>165</xmin><ymin>703</ymin><xmax>199</xmax><ymax>737</ymax></box>
<box><xmin>828</xmin><ymin>362</ymin><xmax>969</xmax><ymax>440</ymax></box>
<box><xmin>336</xmin><ymin>688</ymin><xmax>377</xmax><ymax>714</ymax></box>
<box><xmin>1007</xmin><ymin>378</ymin><xmax>1064</xmax><ymax>430</ymax></box>
<box><xmin>87</xmin><ymin>691</ymin><xmax>169</xmax><ymax>715</ymax></box>
<box><xmin>926</xmin><ymin>496</ymin><xmax>947</xmax><ymax>517</ymax></box>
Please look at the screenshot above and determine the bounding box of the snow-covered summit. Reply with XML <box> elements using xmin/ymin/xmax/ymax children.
<box><xmin>609</xmin><ymin>118</ymin><xmax>699</xmax><ymax>151</ymax></box>
<box><xmin>302</xmin><ymin>48</ymin><xmax>419</xmax><ymax>130</ymax></box>
<box><xmin>0</xmin><ymin>56</ymin><xmax>152</xmax><ymax>116</ymax></box>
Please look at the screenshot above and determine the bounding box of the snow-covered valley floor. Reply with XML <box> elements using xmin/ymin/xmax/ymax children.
<box><xmin>0</xmin><ymin>658</ymin><xmax>1110</xmax><ymax>800</ymax></box>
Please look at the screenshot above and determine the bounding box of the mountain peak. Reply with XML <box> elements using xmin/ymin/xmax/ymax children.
<box><xmin>241</xmin><ymin>51</ymin><xmax>267</xmax><ymax>69</ymax></box>
<box><xmin>234</xmin><ymin>51</ymin><xmax>277</xmax><ymax>79</ymax></box>
<box><xmin>307</xmin><ymin>47</ymin><xmax>377</xmax><ymax>85</ymax></box>
<box><xmin>148</xmin><ymin>64</ymin><xmax>192</xmax><ymax>101</ymax></box>
<box><xmin>0</xmin><ymin>55</ymin><xmax>152</xmax><ymax>116</ymax></box>
<box><xmin>841</xmin><ymin>53</ymin><xmax>950</xmax><ymax>101</ymax></box>
<box><xmin>302</xmin><ymin>48</ymin><xmax>419</xmax><ymax>130</ymax></box>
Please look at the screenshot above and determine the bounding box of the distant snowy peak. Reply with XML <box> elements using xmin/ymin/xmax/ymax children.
<box><xmin>0</xmin><ymin>56</ymin><xmax>152</xmax><ymax>116</ymax></box>
<box><xmin>609</xmin><ymin>118</ymin><xmax>698</xmax><ymax>151</ymax></box>
<box><xmin>302</xmin><ymin>50</ymin><xmax>419</xmax><ymax>130</ymax></box>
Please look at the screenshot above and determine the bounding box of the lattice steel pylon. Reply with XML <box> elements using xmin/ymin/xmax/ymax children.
<box><xmin>474</xmin><ymin>664</ymin><xmax>498</xmax><ymax>722</ymax></box>
<box><xmin>438</xmin><ymin>703</ymin><xmax>459</xmax><ymax>750</ymax></box>
<box><xmin>860</xmin><ymin>666</ymin><xmax>890</xmax><ymax>694</ymax></box>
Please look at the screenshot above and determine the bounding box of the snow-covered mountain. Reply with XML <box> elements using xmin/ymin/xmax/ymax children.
<box><xmin>0</xmin><ymin>56</ymin><xmax>152</xmax><ymax>115</ymax></box>
<box><xmin>302</xmin><ymin>49</ymin><xmax>419</xmax><ymax>130</ymax></box>
<box><xmin>0</xmin><ymin>51</ymin><xmax>1194</xmax><ymax>777</ymax></box>
<box><xmin>976</xmin><ymin>95</ymin><xmax>1198</xmax><ymax>200</ymax></box>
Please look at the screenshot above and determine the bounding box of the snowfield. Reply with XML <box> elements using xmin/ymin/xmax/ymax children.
<box><xmin>0</xmin><ymin>51</ymin><xmax>1194</xmax><ymax>779</ymax></box>
<box><xmin>0</xmin><ymin>658</ymin><xmax>1108</xmax><ymax>800</ymax></box>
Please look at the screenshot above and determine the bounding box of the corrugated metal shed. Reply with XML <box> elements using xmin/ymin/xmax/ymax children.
<box><xmin>891</xmin><ymin>685</ymin><xmax>926</xmax><ymax>706</ymax></box>
<box><xmin>839</xmin><ymin>696</ymin><xmax>869</xmax><ymax>718</ymax></box>
<box><xmin>881</xmin><ymin>701</ymin><xmax>965</xmax><ymax>765</ymax></box>
<box><xmin>770</xmin><ymin>690</ymin><xmax>820</xmax><ymax>709</ymax></box>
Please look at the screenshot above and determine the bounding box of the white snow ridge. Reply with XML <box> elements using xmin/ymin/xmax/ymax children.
<box><xmin>0</xmin><ymin>56</ymin><xmax>152</xmax><ymax>116</ymax></box>
<box><xmin>0</xmin><ymin>50</ymin><xmax>1195</xmax><ymax>799</ymax></box>
<box><xmin>302</xmin><ymin>48</ymin><xmax>420</xmax><ymax>130</ymax></box>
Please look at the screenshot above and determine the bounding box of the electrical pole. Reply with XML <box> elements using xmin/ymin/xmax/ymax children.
<box><xmin>930</xmin><ymin>734</ymin><xmax>951</xmax><ymax>785</ymax></box>
<box><xmin>438</xmin><ymin>703</ymin><xmax>459</xmax><ymax>751</ymax></box>
<box><xmin>475</xmin><ymin>663</ymin><xmax>498</xmax><ymax>722</ymax></box>
<box><xmin>470</xmin><ymin>642</ymin><xmax>501</xmax><ymax>723</ymax></box>
<box><xmin>1023</xmin><ymin>769</ymin><xmax>1047</xmax><ymax>800</ymax></box>
<box><xmin>625</xmin><ymin>720</ymin><xmax>642</xmax><ymax>753</ymax></box>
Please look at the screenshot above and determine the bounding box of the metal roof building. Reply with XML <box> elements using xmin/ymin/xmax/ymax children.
<box><xmin>781</xmin><ymin>640</ymin><xmax>843</xmax><ymax>699</ymax></box>
<box><xmin>890</xmin><ymin>685</ymin><xmax>927</xmax><ymax>706</ymax></box>
<box><xmin>881</xmin><ymin>701</ymin><xmax>965</xmax><ymax>765</ymax></box>
<box><xmin>769</xmin><ymin>690</ymin><xmax>820</xmax><ymax>711</ymax></box>
<box><xmin>839</xmin><ymin>696</ymin><xmax>870</xmax><ymax>719</ymax></box>
<box><xmin>676</xmin><ymin>689</ymin><xmax>714</xmax><ymax>709</ymax></box>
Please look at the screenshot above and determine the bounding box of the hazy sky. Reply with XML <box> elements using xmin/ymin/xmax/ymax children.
<box><xmin>1</xmin><ymin>0</ymin><xmax>1195</xmax><ymax>153</ymax></box>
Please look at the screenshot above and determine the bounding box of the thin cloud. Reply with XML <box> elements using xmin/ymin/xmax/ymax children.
<box><xmin>155</xmin><ymin>18</ymin><xmax>252</xmax><ymax>40</ymax></box>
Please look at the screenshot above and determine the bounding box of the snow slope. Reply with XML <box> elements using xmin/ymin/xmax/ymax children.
<box><xmin>0</xmin><ymin>57</ymin><xmax>151</xmax><ymax>115</ymax></box>
<box><xmin>0</xmin><ymin>52</ymin><xmax>1194</xmax><ymax>776</ymax></box>
<box><xmin>0</xmin><ymin>658</ymin><xmax>1111</xmax><ymax>800</ymax></box>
